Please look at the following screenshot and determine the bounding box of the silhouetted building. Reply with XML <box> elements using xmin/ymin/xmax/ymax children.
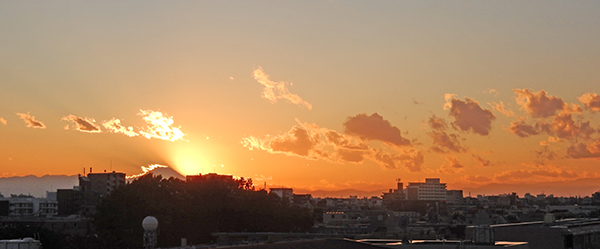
<box><xmin>467</xmin><ymin>216</ymin><xmax>600</xmax><ymax>249</ymax></box>
<box><xmin>56</xmin><ymin>188</ymin><xmax>100</xmax><ymax>217</ymax></box>
<box><xmin>56</xmin><ymin>172</ymin><xmax>124</xmax><ymax>217</ymax></box>
<box><xmin>0</xmin><ymin>200</ymin><xmax>9</xmax><ymax>216</ymax></box>
<box><xmin>85</xmin><ymin>171</ymin><xmax>126</xmax><ymax>197</ymax></box>
<box><xmin>270</xmin><ymin>188</ymin><xmax>294</xmax><ymax>203</ymax></box>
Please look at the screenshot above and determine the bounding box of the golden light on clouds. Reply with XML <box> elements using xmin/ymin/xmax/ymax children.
<box><xmin>126</xmin><ymin>164</ymin><xmax>168</xmax><ymax>179</ymax></box>
<box><xmin>138</xmin><ymin>110</ymin><xmax>186</xmax><ymax>142</ymax></box>
<box><xmin>253</xmin><ymin>67</ymin><xmax>313</xmax><ymax>110</ymax></box>
<box><xmin>16</xmin><ymin>112</ymin><xmax>46</xmax><ymax>129</ymax></box>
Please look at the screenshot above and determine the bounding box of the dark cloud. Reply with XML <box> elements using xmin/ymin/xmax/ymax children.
<box><xmin>372</xmin><ymin>148</ymin><xmax>424</xmax><ymax>172</ymax></box>
<box><xmin>514</xmin><ymin>89</ymin><xmax>565</xmax><ymax>118</ymax></box>
<box><xmin>567</xmin><ymin>140</ymin><xmax>600</xmax><ymax>159</ymax></box>
<box><xmin>343</xmin><ymin>113</ymin><xmax>411</xmax><ymax>146</ymax></box>
<box><xmin>439</xmin><ymin>156</ymin><xmax>465</xmax><ymax>174</ymax></box>
<box><xmin>509</xmin><ymin>120</ymin><xmax>540</xmax><ymax>138</ymax></box>
<box><xmin>427</xmin><ymin>115</ymin><xmax>466</xmax><ymax>153</ymax></box>
<box><xmin>16</xmin><ymin>112</ymin><xmax>46</xmax><ymax>129</ymax></box>
<box><xmin>242</xmin><ymin>118</ymin><xmax>424</xmax><ymax>172</ymax></box>
<box><xmin>472</xmin><ymin>154</ymin><xmax>492</xmax><ymax>167</ymax></box>
<box><xmin>62</xmin><ymin>115</ymin><xmax>101</xmax><ymax>133</ymax></box>
<box><xmin>445</xmin><ymin>96</ymin><xmax>496</xmax><ymax>136</ymax></box>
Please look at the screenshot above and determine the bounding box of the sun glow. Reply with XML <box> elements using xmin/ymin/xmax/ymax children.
<box><xmin>164</xmin><ymin>144</ymin><xmax>210</xmax><ymax>176</ymax></box>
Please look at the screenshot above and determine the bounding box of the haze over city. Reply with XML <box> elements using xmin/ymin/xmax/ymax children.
<box><xmin>2</xmin><ymin>1</ymin><xmax>600</xmax><ymax>197</ymax></box>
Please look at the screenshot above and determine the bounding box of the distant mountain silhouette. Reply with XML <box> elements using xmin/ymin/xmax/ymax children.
<box><xmin>0</xmin><ymin>175</ymin><xmax>78</xmax><ymax>197</ymax></box>
<box><xmin>3</xmin><ymin>173</ymin><xmax>599</xmax><ymax>198</ymax></box>
<box><xmin>461</xmin><ymin>177</ymin><xmax>600</xmax><ymax>197</ymax></box>
<box><xmin>294</xmin><ymin>188</ymin><xmax>387</xmax><ymax>199</ymax></box>
<box><xmin>0</xmin><ymin>166</ymin><xmax>186</xmax><ymax>198</ymax></box>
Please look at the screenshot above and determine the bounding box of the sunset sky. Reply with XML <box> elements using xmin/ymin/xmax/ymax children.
<box><xmin>2</xmin><ymin>1</ymin><xmax>600</xmax><ymax>197</ymax></box>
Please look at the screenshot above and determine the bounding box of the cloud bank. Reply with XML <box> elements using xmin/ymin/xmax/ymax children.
<box><xmin>507</xmin><ymin>89</ymin><xmax>600</xmax><ymax>159</ymax></box>
<box><xmin>242</xmin><ymin>113</ymin><xmax>423</xmax><ymax>172</ymax></box>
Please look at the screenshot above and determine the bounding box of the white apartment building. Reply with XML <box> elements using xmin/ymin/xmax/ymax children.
<box><xmin>406</xmin><ymin>178</ymin><xmax>447</xmax><ymax>201</ymax></box>
<box><xmin>0</xmin><ymin>193</ymin><xmax>58</xmax><ymax>216</ymax></box>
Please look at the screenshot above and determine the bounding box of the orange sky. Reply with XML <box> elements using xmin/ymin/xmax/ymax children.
<box><xmin>1</xmin><ymin>1</ymin><xmax>600</xmax><ymax>197</ymax></box>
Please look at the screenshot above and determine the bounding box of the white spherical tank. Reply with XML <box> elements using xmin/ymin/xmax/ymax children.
<box><xmin>142</xmin><ymin>216</ymin><xmax>159</xmax><ymax>231</ymax></box>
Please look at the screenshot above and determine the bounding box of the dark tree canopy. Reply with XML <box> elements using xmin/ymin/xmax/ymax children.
<box><xmin>93</xmin><ymin>174</ymin><xmax>313</xmax><ymax>248</ymax></box>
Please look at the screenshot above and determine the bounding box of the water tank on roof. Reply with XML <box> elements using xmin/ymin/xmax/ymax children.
<box><xmin>142</xmin><ymin>216</ymin><xmax>158</xmax><ymax>231</ymax></box>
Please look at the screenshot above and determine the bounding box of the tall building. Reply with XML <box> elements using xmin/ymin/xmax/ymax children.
<box><xmin>270</xmin><ymin>188</ymin><xmax>294</xmax><ymax>203</ymax></box>
<box><xmin>83</xmin><ymin>171</ymin><xmax>126</xmax><ymax>197</ymax></box>
<box><xmin>406</xmin><ymin>178</ymin><xmax>447</xmax><ymax>201</ymax></box>
<box><xmin>57</xmin><ymin>171</ymin><xmax>125</xmax><ymax>217</ymax></box>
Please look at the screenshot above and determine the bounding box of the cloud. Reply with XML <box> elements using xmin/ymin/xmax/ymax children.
<box><xmin>567</xmin><ymin>140</ymin><xmax>600</xmax><ymax>159</ymax></box>
<box><xmin>61</xmin><ymin>115</ymin><xmax>102</xmax><ymax>133</ymax></box>
<box><xmin>484</xmin><ymin>89</ymin><xmax>499</xmax><ymax>96</ymax></box>
<box><xmin>509</xmin><ymin>119</ymin><xmax>540</xmax><ymax>138</ymax></box>
<box><xmin>472</xmin><ymin>154</ymin><xmax>492</xmax><ymax>167</ymax></box>
<box><xmin>546</xmin><ymin>112</ymin><xmax>596</xmax><ymax>139</ymax></box>
<box><xmin>242</xmin><ymin>117</ymin><xmax>424</xmax><ymax>172</ymax></box>
<box><xmin>138</xmin><ymin>110</ymin><xmax>186</xmax><ymax>142</ymax></box>
<box><xmin>578</xmin><ymin>93</ymin><xmax>600</xmax><ymax>112</ymax></box>
<box><xmin>102</xmin><ymin>118</ymin><xmax>139</xmax><ymax>137</ymax></box>
<box><xmin>270</xmin><ymin>126</ymin><xmax>318</xmax><ymax>156</ymax></box>
<box><xmin>126</xmin><ymin>164</ymin><xmax>168</xmax><ymax>179</ymax></box>
<box><xmin>16</xmin><ymin>112</ymin><xmax>46</xmax><ymax>129</ymax></box>
<box><xmin>514</xmin><ymin>89</ymin><xmax>565</xmax><ymax>118</ymax></box>
<box><xmin>253</xmin><ymin>67</ymin><xmax>312</xmax><ymax>110</ymax></box>
<box><xmin>0</xmin><ymin>118</ymin><xmax>6</xmax><ymax>125</ymax></box>
<box><xmin>465</xmin><ymin>175</ymin><xmax>492</xmax><ymax>183</ymax></box>
<box><xmin>343</xmin><ymin>113</ymin><xmax>411</xmax><ymax>147</ymax></box>
<box><xmin>488</xmin><ymin>101</ymin><xmax>515</xmax><ymax>117</ymax></box>
<box><xmin>427</xmin><ymin>115</ymin><xmax>466</xmax><ymax>153</ymax></box>
<box><xmin>445</xmin><ymin>95</ymin><xmax>496</xmax><ymax>136</ymax></box>
<box><xmin>494</xmin><ymin>167</ymin><xmax>578</xmax><ymax>182</ymax></box>
<box><xmin>439</xmin><ymin>156</ymin><xmax>465</xmax><ymax>174</ymax></box>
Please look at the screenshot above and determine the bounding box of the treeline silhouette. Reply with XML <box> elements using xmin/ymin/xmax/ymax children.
<box><xmin>93</xmin><ymin>174</ymin><xmax>314</xmax><ymax>248</ymax></box>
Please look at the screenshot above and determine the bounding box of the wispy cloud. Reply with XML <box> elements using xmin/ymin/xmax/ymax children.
<box><xmin>61</xmin><ymin>115</ymin><xmax>102</xmax><ymax>133</ymax></box>
<box><xmin>253</xmin><ymin>67</ymin><xmax>312</xmax><ymax>110</ymax></box>
<box><xmin>439</xmin><ymin>156</ymin><xmax>465</xmax><ymax>174</ymax></box>
<box><xmin>242</xmin><ymin>115</ymin><xmax>424</xmax><ymax>172</ymax></box>
<box><xmin>488</xmin><ymin>101</ymin><xmax>515</xmax><ymax>117</ymax></box>
<box><xmin>16</xmin><ymin>112</ymin><xmax>46</xmax><ymax>129</ymax></box>
<box><xmin>471</xmin><ymin>154</ymin><xmax>492</xmax><ymax>167</ymax></box>
<box><xmin>444</xmin><ymin>95</ymin><xmax>496</xmax><ymax>136</ymax></box>
<box><xmin>0</xmin><ymin>118</ymin><xmax>6</xmax><ymax>125</ymax></box>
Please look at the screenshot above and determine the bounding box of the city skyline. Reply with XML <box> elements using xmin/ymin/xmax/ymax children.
<box><xmin>1</xmin><ymin>1</ymin><xmax>600</xmax><ymax>197</ymax></box>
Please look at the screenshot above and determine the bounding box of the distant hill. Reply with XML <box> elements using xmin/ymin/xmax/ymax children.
<box><xmin>460</xmin><ymin>177</ymin><xmax>600</xmax><ymax>197</ymax></box>
<box><xmin>0</xmin><ymin>167</ymin><xmax>185</xmax><ymax>198</ymax></box>
<box><xmin>3</xmin><ymin>173</ymin><xmax>599</xmax><ymax>198</ymax></box>
<box><xmin>0</xmin><ymin>175</ymin><xmax>78</xmax><ymax>197</ymax></box>
<box><xmin>294</xmin><ymin>188</ymin><xmax>387</xmax><ymax>199</ymax></box>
